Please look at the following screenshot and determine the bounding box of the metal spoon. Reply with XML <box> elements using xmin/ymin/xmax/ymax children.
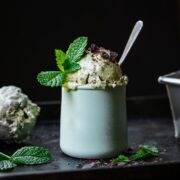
<box><xmin>118</xmin><ymin>20</ymin><xmax>143</xmax><ymax>65</ymax></box>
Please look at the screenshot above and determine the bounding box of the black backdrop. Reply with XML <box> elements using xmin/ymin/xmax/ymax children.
<box><xmin>0</xmin><ymin>0</ymin><xmax>179</xmax><ymax>101</ymax></box>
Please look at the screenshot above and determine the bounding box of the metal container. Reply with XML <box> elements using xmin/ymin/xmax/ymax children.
<box><xmin>60</xmin><ymin>86</ymin><xmax>128</xmax><ymax>159</ymax></box>
<box><xmin>158</xmin><ymin>71</ymin><xmax>180</xmax><ymax>138</ymax></box>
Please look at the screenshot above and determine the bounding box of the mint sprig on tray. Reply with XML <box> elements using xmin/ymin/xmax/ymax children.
<box><xmin>37</xmin><ymin>36</ymin><xmax>88</xmax><ymax>87</ymax></box>
<box><xmin>112</xmin><ymin>154</ymin><xmax>130</xmax><ymax>164</ymax></box>
<box><xmin>130</xmin><ymin>144</ymin><xmax>159</xmax><ymax>161</ymax></box>
<box><xmin>0</xmin><ymin>146</ymin><xmax>52</xmax><ymax>171</ymax></box>
<box><xmin>112</xmin><ymin>144</ymin><xmax>159</xmax><ymax>164</ymax></box>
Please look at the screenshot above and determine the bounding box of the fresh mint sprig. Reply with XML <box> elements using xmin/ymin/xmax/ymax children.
<box><xmin>0</xmin><ymin>146</ymin><xmax>52</xmax><ymax>171</ymax></box>
<box><xmin>37</xmin><ymin>36</ymin><xmax>88</xmax><ymax>87</ymax></box>
<box><xmin>112</xmin><ymin>144</ymin><xmax>159</xmax><ymax>164</ymax></box>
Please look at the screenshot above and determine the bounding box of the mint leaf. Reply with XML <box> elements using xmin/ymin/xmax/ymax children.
<box><xmin>66</xmin><ymin>36</ymin><xmax>88</xmax><ymax>62</ymax></box>
<box><xmin>11</xmin><ymin>146</ymin><xmax>52</xmax><ymax>165</ymax></box>
<box><xmin>0</xmin><ymin>146</ymin><xmax>52</xmax><ymax>171</ymax></box>
<box><xmin>66</xmin><ymin>62</ymin><xmax>81</xmax><ymax>73</ymax></box>
<box><xmin>0</xmin><ymin>160</ymin><xmax>16</xmax><ymax>171</ymax></box>
<box><xmin>0</xmin><ymin>152</ymin><xmax>10</xmax><ymax>161</ymax></box>
<box><xmin>61</xmin><ymin>59</ymin><xmax>81</xmax><ymax>73</ymax></box>
<box><xmin>130</xmin><ymin>149</ymin><xmax>153</xmax><ymax>161</ymax></box>
<box><xmin>112</xmin><ymin>155</ymin><xmax>130</xmax><ymax>164</ymax></box>
<box><xmin>37</xmin><ymin>71</ymin><xmax>66</xmax><ymax>87</ymax></box>
<box><xmin>55</xmin><ymin>49</ymin><xmax>68</xmax><ymax>72</ymax></box>
<box><xmin>37</xmin><ymin>36</ymin><xmax>87</xmax><ymax>87</ymax></box>
<box><xmin>130</xmin><ymin>144</ymin><xmax>159</xmax><ymax>161</ymax></box>
<box><xmin>112</xmin><ymin>144</ymin><xmax>159</xmax><ymax>165</ymax></box>
<box><xmin>139</xmin><ymin>144</ymin><xmax>159</xmax><ymax>155</ymax></box>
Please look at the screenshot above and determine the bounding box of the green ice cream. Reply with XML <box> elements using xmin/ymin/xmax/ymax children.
<box><xmin>66</xmin><ymin>44</ymin><xmax>128</xmax><ymax>89</ymax></box>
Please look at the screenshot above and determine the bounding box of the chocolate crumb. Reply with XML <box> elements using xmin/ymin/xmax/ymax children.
<box><xmin>110</xmin><ymin>51</ymin><xmax>118</xmax><ymax>61</ymax></box>
<box><xmin>102</xmin><ymin>52</ymin><xmax>110</xmax><ymax>59</ymax></box>
<box><xmin>76</xmin><ymin>164</ymin><xmax>83</xmax><ymax>168</ymax></box>
<box><xmin>82</xmin><ymin>161</ymin><xmax>101</xmax><ymax>169</ymax></box>
<box><xmin>87</xmin><ymin>43</ymin><xmax>98</xmax><ymax>52</ymax></box>
<box><xmin>87</xmin><ymin>43</ymin><xmax>118</xmax><ymax>62</ymax></box>
<box><xmin>117</xmin><ymin>162</ymin><xmax>126</xmax><ymax>166</ymax></box>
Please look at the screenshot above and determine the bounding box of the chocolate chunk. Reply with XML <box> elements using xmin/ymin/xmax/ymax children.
<box><xmin>87</xmin><ymin>43</ymin><xmax>118</xmax><ymax>62</ymax></box>
<box><xmin>87</xmin><ymin>43</ymin><xmax>99</xmax><ymax>52</ymax></box>
<box><xmin>110</xmin><ymin>51</ymin><xmax>118</xmax><ymax>61</ymax></box>
<box><xmin>101</xmin><ymin>51</ymin><xmax>110</xmax><ymax>59</ymax></box>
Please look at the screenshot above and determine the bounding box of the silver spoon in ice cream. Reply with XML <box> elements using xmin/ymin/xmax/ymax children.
<box><xmin>118</xmin><ymin>20</ymin><xmax>143</xmax><ymax>65</ymax></box>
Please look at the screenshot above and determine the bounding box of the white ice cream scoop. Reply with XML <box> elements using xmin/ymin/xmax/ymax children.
<box><xmin>0</xmin><ymin>86</ymin><xmax>40</xmax><ymax>143</ymax></box>
<box><xmin>118</xmin><ymin>20</ymin><xmax>143</xmax><ymax>65</ymax></box>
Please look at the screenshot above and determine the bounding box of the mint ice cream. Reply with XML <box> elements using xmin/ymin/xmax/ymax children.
<box><xmin>37</xmin><ymin>37</ymin><xmax>128</xmax><ymax>90</ymax></box>
<box><xmin>0</xmin><ymin>86</ymin><xmax>40</xmax><ymax>143</ymax></box>
<box><xmin>66</xmin><ymin>44</ymin><xmax>128</xmax><ymax>89</ymax></box>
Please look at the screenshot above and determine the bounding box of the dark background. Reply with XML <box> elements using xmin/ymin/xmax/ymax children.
<box><xmin>0</xmin><ymin>0</ymin><xmax>179</xmax><ymax>102</ymax></box>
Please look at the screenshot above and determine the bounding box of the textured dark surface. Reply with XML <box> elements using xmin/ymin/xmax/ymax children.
<box><xmin>0</xmin><ymin>117</ymin><xmax>180</xmax><ymax>179</ymax></box>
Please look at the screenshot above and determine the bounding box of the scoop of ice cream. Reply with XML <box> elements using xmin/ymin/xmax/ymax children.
<box><xmin>66</xmin><ymin>44</ymin><xmax>128</xmax><ymax>89</ymax></box>
<box><xmin>0</xmin><ymin>86</ymin><xmax>40</xmax><ymax>143</ymax></box>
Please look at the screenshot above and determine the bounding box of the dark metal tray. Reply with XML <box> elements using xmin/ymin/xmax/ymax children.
<box><xmin>0</xmin><ymin>97</ymin><xmax>180</xmax><ymax>180</ymax></box>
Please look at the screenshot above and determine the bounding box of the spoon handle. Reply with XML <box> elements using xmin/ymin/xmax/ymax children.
<box><xmin>118</xmin><ymin>20</ymin><xmax>143</xmax><ymax>65</ymax></box>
